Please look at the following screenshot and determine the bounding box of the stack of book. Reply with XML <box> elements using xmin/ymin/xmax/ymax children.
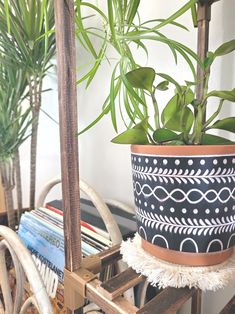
<box><xmin>18</xmin><ymin>198</ymin><xmax>136</xmax><ymax>312</ymax></box>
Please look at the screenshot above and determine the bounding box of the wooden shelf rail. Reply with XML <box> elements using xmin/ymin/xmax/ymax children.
<box><xmin>64</xmin><ymin>245</ymin><xmax>201</xmax><ymax>314</ymax></box>
<box><xmin>53</xmin><ymin>1</ymin><xmax>232</xmax><ymax>313</ymax></box>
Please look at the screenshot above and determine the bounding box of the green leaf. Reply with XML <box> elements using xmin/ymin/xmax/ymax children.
<box><xmin>134</xmin><ymin>118</ymin><xmax>150</xmax><ymax>131</ymax></box>
<box><xmin>162</xmin><ymin>94</ymin><xmax>194</xmax><ymax>132</ymax></box>
<box><xmin>125</xmin><ymin>67</ymin><xmax>155</xmax><ymax>93</ymax></box>
<box><xmin>111</xmin><ymin>128</ymin><xmax>149</xmax><ymax>144</ymax></box>
<box><xmin>161</xmin><ymin>94</ymin><xmax>178</xmax><ymax>126</ymax></box>
<box><xmin>107</xmin><ymin>0</ymin><xmax>117</xmax><ymax>45</ymax></box>
<box><xmin>76</xmin><ymin>0</ymin><xmax>97</xmax><ymax>59</ymax></box>
<box><xmin>168</xmin><ymin>140</ymin><xmax>185</xmax><ymax>146</ymax></box>
<box><xmin>153</xmin><ymin>128</ymin><xmax>178</xmax><ymax>143</ymax></box>
<box><xmin>157</xmin><ymin>73</ymin><xmax>182</xmax><ymax>94</ymax></box>
<box><xmin>190</xmin><ymin>3</ymin><xmax>197</xmax><ymax>27</ymax></box>
<box><xmin>80</xmin><ymin>2</ymin><xmax>108</xmax><ymax>23</ymax></box>
<box><xmin>78</xmin><ymin>104</ymin><xmax>110</xmax><ymax>136</ymax></box>
<box><xmin>4</xmin><ymin>0</ymin><xmax>10</xmax><ymax>32</ymax></box>
<box><xmin>206</xmin><ymin>89</ymin><xmax>235</xmax><ymax>102</ymax></box>
<box><xmin>214</xmin><ymin>39</ymin><xmax>235</xmax><ymax>57</ymax></box>
<box><xmin>156</xmin><ymin>80</ymin><xmax>169</xmax><ymax>91</ymax></box>
<box><xmin>210</xmin><ymin>117</ymin><xmax>235</xmax><ymax>133</ymax></box>
<box><xmin>153</xmin><ymin>0</ymin><xmax>197</xmax><ymax>31</ymax></box>
<box><xmin>181</xmin><ymin>86</ymin><xmax>194</xmax><ymax>104</ymax></box>
<box><xmin>201</xmin><ymin>134</ymin><xmax>235</xmax><ymax>145</ymax></box>
<box><xmin>203</xmin><ymin>52</ymin><xmax>215</xmax><ymax>70</ymax></box>
<box><xmin>126</xmin><ymin>0</ymin><xmax>140</xmax><ymax>29</ymax></box>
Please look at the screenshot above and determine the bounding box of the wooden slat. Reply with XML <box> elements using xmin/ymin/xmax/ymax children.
<box><xmin>86</xmin><ymin>279</ymin><xmax>138</xmax><ymax>314</ymax></box>
<box><xmin>54</xmin><ymin>1</ymin><xmax>82</xmax><ymax>313</ymax></box>
<box><xmin>54</xmin><ymin>0</ymin><xmax>81</xmax><ymax>272</ymax></box>
<box><xmin>137</xmin><ymin>287</ymin><xmax>196</xmax><ymax>314</ymax></box>
<box><xmin>98</xmin><ymin>244</ymin><xmax>121</xmax><ymax>268</ymax></box>
<box><xmin>99</xmin><ymin>267</ymin><xmax>144</xmax><ymax>300</ymax></box>
<box><xmin>220</xmin><ymin>295</ymin><xmax>235</xmax><ymax>314</ymax></box>
<box><xmin>191</xmin><ymin>290</ymin><xmax>202</xmax><ymax>314</ymax></box>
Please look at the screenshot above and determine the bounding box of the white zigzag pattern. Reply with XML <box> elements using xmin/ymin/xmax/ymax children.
<box><xmin>136</xmin><ymin>208</ymin><xmax>235</xmax><ymax>236</ymax></box>
<box><xmin>132</xmin><ymin>166</ymin><xmax>235</xmax><ymax>184</ymax></box>
<box><xmin>134</xmin><ymin>182</ymin><xmax>235</xmax><ymax>204</ymax></box>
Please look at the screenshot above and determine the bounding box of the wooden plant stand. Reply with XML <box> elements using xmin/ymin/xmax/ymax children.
<box><xmin>53</xmin><ymin>1</ymin><xmax>234</xmax><ymax>314</ymax></box>
<box><xmin>64</xmin><ymin>244</ymin><xmax>202</xmax><ymax>314</ymax></box>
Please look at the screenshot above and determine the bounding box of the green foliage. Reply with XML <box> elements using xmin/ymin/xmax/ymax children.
<box><xmin>112</xmin><ymin>38</ymin><xmax>235</xmax><ymax>145</ymax></box>
<box><xmin>125</xmin><ymin>67</ymin><xmax>155</xmax><ymax>93</ymax></box>
<box><xmin>0</xmin><ymin>0</ymin><xmax>55</xmax><ymax>76</ymax></box>
<box><xmin>214</xmin><ymin>39</ymin><xmax>235</xmax><ymax>57</ymax></box>
<box><xmin>76</xmin><ymin>0</ymin><xmax>200</xmax><ymax>134</ymax></box>
<box><xmin>153</xmin><ymin>128</ymin><xmax>178</xmax><ymax>143</ymax></box>
<box><xmin>210</xmin><ymin>117</ymin><xmax>235</xmax><ymax>133</ymax></box>
<box><xmin>76</xmin><ymin>1</ymin><xmax>235</xmax><ymax>146</ymax></box>
<box><xmin>0</xmin><ymin>63</ymin><xmax>31</xmax><ymax>162</ymax></box>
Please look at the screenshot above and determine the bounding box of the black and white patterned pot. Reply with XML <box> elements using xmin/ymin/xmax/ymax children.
<box><xmin>131</xmin><ymin>145</ymin><xmax>235</xmax><ymax>265</ymax></box>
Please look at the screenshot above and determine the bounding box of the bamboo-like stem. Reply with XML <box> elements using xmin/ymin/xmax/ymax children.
<box><xmin>14</xmin><ymin>149</ymin><xmax>22</xmax><ymax>223</ymax></box>
<box><xmin>29</xmin><ymin>75</ymin><xmax>42</xmax><ymax>210</ymax></box>
<box><xmin>0</xmin><ymin>160</ymin><xmax>15</xmax><ymax>229</ymax></box>
<box><xmin>196</xmin><ymin>1</ymin><xmax>211</xmax><ymax>127</ymax></box>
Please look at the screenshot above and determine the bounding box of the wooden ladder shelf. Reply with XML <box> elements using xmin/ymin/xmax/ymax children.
<box><xmin>53</xmin><ymin>0</ymin><xmax>234</xmax><ymax>313</ymax></box>
<box><xmin>64</xmin><ymin>245</ymin><xmax>201</xmax><ymax>314</ymax></box>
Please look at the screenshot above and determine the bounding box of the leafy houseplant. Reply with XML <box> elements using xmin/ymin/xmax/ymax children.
<box><xmin>76</xmin><ymin>0</ymin><xmax>200</xmax><ymax>134</ymax></box>
<box><xmin>77</xmin><ymin>1</ymin><xmax>235</xmax><ymax>266</ymax></box>
<box><xmin>112</xmin><ymin>40</ymin><xmax>235</xmax><ymax>146</ymax></box>
<box><xmin>0</xmin><ymin>63</ymin><xmax>31</xmax><ymax>229</ymax></box>
<box><xmin>0</xmin><ymin>0</ymin><xmax>56</xmax><ymax>210</ymax></box>
<box><xmin>110</xmin><ymin>40</ymin><xmax>235</xmax><ymax>266</ymax></box>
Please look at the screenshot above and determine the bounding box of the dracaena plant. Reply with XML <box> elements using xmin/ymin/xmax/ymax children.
<box><xmin>111</xmin><ymin>39</ymin><xmax>235</xmax><ymax>146</ymax></box>
<box><xmin>0</xmin><ymin>0</ymin><xmax>56</xmax><ymax>209</ymax></box>
<box><xmin>0</xmin><ymin>62</ymin><xmax>31</xmax><ymax>228</ymax></box>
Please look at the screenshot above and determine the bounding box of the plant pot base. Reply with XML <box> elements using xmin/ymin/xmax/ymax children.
<box><xmin>141</xmin><ymin>238</ymin><xmax>233</xmax><ymax>266</ymax></box>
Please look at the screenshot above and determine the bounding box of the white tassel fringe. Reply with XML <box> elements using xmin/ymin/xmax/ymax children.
<box><xmin>121</xmin><ymin>233</ymin><xmax>235</xmax><ymax>291</ymax></box>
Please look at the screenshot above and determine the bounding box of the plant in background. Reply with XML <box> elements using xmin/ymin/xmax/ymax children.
<box><xmin>76</xmin><ymin>0</ymin><xmax>200</xmax><ymax>134</ymax></box>
<box><xmin>0</xmin><ymin>63</ymin><xmax>31</xmax><ymax>228</ymax></box>
<box><xmin>111</xmin><ymin>39</ymin><xmax>235</xmax><ymax>145</ymax></box>
<box><xmin>0</xmin><ymin>0</ymin><xmax>55</xmax><ymax>210</ymax></box>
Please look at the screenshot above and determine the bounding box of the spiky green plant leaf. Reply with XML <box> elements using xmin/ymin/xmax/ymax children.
<box><xmin>214</xmin><ymin>39</ymin><xmax>235</xmax><ymax>57</ymax></box>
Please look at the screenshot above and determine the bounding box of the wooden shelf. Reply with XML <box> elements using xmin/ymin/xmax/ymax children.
<box><xmin>64</xmin><ymin>245</ymin><xmax>201</xmax><ymax>314</ymax></box>
<box><xmin>220</xmin><ymin>296</ymin><xmax>235</xmax><ymax>314</ymax></box>
<box><xmin>53</xmin><ymin>1</ymin><xmax>233</xmax><ymax>313</ymax></box>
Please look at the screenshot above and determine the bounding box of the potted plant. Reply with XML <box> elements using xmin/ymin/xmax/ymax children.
<box><xmin>77</xmin><ymin>1</ymin><xmax>235</xmax><ymax>266</ymax></box>
<box><xmin>110</xmin><ymin>40</ymin><xmax>235</xmax><ymax>266</ymax></box>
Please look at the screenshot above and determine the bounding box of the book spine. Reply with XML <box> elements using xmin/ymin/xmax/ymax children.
<box><xmin>44</xmin><ymin>205</ymin><xmax>97</xmax><ymax>233</ymax></box>
<box><xmin>81</xmin><ymin>225</ymin><xmax>112</xmax><ymax>247</ymax></box>
<box><xmin>45</xmin><ymin>204</ymin><xmax>63</xmax><ymax>216</ymax></box>
<box><xmin>19</xmin><ymin>213</ymin><xmax>101</xmax><ymax>266</ymax></box>
<box><xmin>23</xmin><ymin>212</ymin><xmax>63</xmax><ymax>236</ymax></box>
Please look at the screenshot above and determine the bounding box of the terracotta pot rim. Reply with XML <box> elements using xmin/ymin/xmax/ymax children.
<box><xmin>141</xmin><ymin>238</ymin><xmax>233</xmax><ymax>266</ymax></box>
<box><xmin>131</xmin><ymin>144</ymin><xmax>235</xmax><ymax>156</ymax></box>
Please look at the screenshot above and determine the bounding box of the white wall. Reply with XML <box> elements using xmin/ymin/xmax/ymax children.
<box><xmin>20</xmin><ymin>1</ymin><xmax>235</xmax><ymax>313</ymax></box>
